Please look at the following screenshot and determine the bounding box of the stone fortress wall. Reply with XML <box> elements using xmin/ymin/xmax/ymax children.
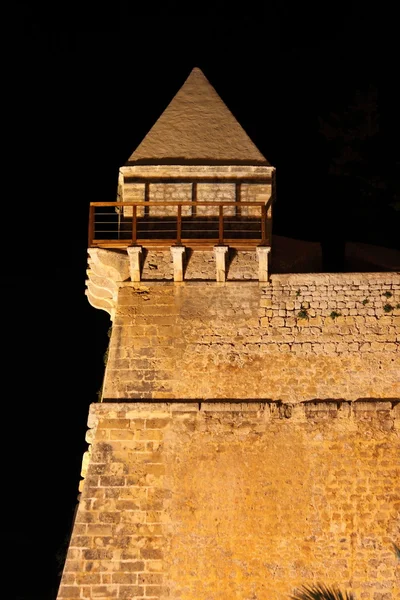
<box><xmin>57</xmin><ymin>65</ymin><xmax>399</xmax><ymax>600</ymax></box>
<box><xmin>69</xmin><ymin>249</ymin><xmax>400</xmax><ymax>600</ymax></box>
<box><xmin>98</xmin><ymin>271</ymin><xmax>400</xmax><ymax>402</ymax></box>
<box><xmin>57</xmin><ymin>400</ymin><xmax>400</xmax><ymax>600</ymax></box>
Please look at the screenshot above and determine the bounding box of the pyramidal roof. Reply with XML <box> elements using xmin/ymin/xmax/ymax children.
<box><xmin>126</xmin><ymin>68</ymin><xmax>269</xmax><ymax>166</ymax></box>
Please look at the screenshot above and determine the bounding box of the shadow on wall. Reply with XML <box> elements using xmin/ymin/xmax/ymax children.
<box><xmin>271</xmin><ymin>235</ymin><xmax>400</xmax><ymax>273</ymax></box>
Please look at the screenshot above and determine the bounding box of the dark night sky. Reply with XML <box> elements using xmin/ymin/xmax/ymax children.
<box><xmin>4</xmin><ymin>3</ymin><xmax>400</xmax><ymax>599</ymax></box>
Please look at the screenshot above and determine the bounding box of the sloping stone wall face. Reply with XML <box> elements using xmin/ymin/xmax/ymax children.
<box><xmin>102</xmin><ymin>273</ymin><xmax>400</xmax><ymax>402</ymax></box>
<box><xmin>58</xmin><ymin>272</ymin><xmax>399</xmax><ymax>600</ymax></box>
<box><xmin>57</xmin><ymin>401</ymin><xmax>400</xmax><ymax>600</ymax></box>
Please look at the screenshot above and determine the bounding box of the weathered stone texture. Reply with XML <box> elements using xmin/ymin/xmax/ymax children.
<box><xmin>57</xmin><ymin>402</ymin><xmax>400</xmax><ymax>600</ymax></box>
<box><xmin>149</xmin><ymin>183</ymin><xmax>193</xmax><ymax>216</ymax></box>
<box><xmin>138</xmin><ymin>249</ymin><xmax>260</xmax><ymax>281</ymax></box>
<box><xmin>141</xmin><ymin>251</ymin><xmax>174</xmax><ymax>281</ymax></box>
<box><xmin>120</xmin><ymin>181</ymin><xmax>270</xmax><ymax>218</ymax></box>
<box><xmin>122</xmin><ymin>182</ymin><xmax>146</xmax><ymax>217</ymax></box>
<box><xmin>240</xmin><ymin>182</ymin><xmax>271</xmax><ymax>216</ymax></box>
<box><xmin>181</xmin><ymin>250</ymin><xmax>215</xmax><ymax>280</ymax></box>
<box><xmin>226</xmin><ymin>249</ymin><xmax>259</xmax><ymax>280</ymax></box>
<box><xmin>102</xmin><ymin>274</ymin><xmax>400</xmax><ymax>401</ymax></box>
<box><xmin>197</xmin><ymin>183</ymin><xmax>236</xmax><ymax>216</ymax></box>
<box><xmin>135</xmin><ymin>249</ymin><xmax>260</xmax><ymax>282</ymax></box>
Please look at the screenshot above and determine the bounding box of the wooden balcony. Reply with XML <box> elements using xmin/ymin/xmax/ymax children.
<box><xmin>88</xmin><ymin>201</ymin><xmax>271</xmax><ymax>250</ymax></box>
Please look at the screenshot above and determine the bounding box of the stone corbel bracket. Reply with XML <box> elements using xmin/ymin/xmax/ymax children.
<box><xmin>256</xmin><ymin>246</ymin><xmax>271</xmax><ymax>282</ymax></box>
<box><xmin>170</xmin><ymin>245</ymin><xmax>186</xmax><ymax>282</ymax></box>
<box><xmin>214</xmin><ymin>245</ymin><xmax>229</xmax><ymax>282</ymax></box>
<box><xmin>85</xmin><ymin>248</ymin><xmax>130</xmax><ymax>320</ymax></box>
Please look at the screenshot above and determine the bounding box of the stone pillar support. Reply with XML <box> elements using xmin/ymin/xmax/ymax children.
<box><xmin>214</xmin><ymin>245</ymin><xmax>229</xmax><ymax>282</ymax></box>
<box><xmin>127</xmin><ymin>246</ymin><xmax>143</xmax><ymax>282</ymax></box>
<box><xmin>170</xmin><ymin>245</ymin><xmax>186</xmax><ymax>282</ymax></box>
<box><xmin>256</xmin><ymin>246</ymin><xmax>271</xmax><ymax>282</ymax></box>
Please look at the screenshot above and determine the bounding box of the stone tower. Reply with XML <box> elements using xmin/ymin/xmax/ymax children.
<box><xmin>57</xmin><ymin>68</ymin><xmax>400</xmax><ymax>600</ymax></box>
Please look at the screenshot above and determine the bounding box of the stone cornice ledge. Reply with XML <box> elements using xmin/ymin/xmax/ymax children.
<box><xmin>120</xmin><ymin>164</ymin><xmax>275</xmax><ymax>178</ymax></box>
<box><xmin>87</xmin><ymin>399</ymin><xmax>400</xmax><ymax>430</ymax></box>
<box><xmin>79</xmin><ymin>400</ymin><xmax>399</xmax><ymax>487</ymax></box>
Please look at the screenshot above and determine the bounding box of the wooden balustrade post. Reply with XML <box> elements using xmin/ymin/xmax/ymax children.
<box><xmin>219</xmin><ymin>205</ymin><xmax>224</xmax><ymax>244</ymax></box>
<box><xmin>132</xmin><ymin>205</ymin><xmax>137</xmax><ymax>244</ymax></box>
<box><xmin>88</xmin><ymin>205</ymin><xmax>95</xmax><ymax>246</ymax></box>
<box><xmin>261</xmin><ymin>204</ymin><xmax>267</xmax><ymax>245</ymax></box>
<box><xmin>177</xmin><ymin>205</ymin><xmax>182</xmax><ymax>244</ymax></box>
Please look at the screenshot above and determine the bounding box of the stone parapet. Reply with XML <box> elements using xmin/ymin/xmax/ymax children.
<box><xmin>270</xmin><ymin>272</ymin><xmax>400</xmax><ymax>285</ymax></box>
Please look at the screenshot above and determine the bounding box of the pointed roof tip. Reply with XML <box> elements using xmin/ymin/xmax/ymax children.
<box><xmin>179</xmin><ymin>66</ymin><xmax>206</xmax><ymax>82</ymax></box>
<box><xmin>187</xmin><ymin>66</ymin><xmax>204</xmax><ymax>74</ymax></box>
<box><xmin>126</xmin><ymin>67</ymin><xmax>271</xmax><ymax>166</ymax></box>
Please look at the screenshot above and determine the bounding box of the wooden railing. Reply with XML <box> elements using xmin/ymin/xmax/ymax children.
<box><xmin>88</xmin><ymin>201</ymin><xmax>270</xmax><ymax>248</ymax></box>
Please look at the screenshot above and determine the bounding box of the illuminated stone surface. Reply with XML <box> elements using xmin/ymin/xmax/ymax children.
<box><xmin>58</xmin><ymin>69</ymin><xmax>400</xmax><ymax>600</ymax></box>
